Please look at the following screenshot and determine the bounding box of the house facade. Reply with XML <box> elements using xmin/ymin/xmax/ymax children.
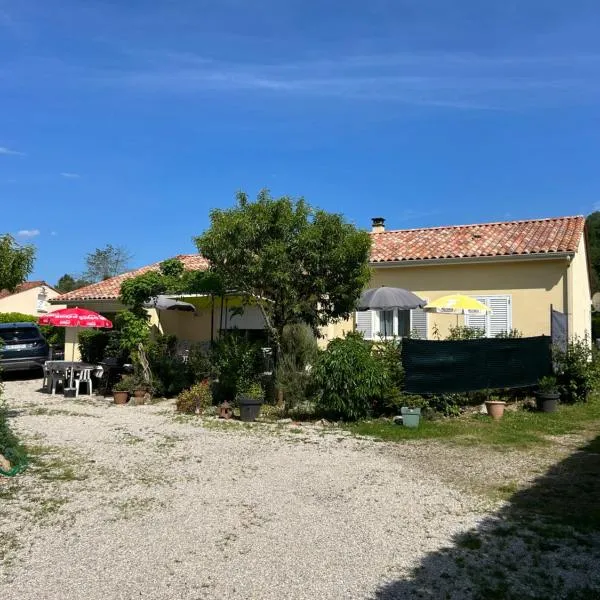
<box><xmin>0</xmin><ymin>281</ymin><xmax>64</xmax><ymax>316</ymax></box>
<box><xmin>53</xmin><ymin>215</ymin><xmax>591</xmax><ymax>358</ymax></box>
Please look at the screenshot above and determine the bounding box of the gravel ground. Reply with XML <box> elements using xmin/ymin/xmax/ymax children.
<box><xmin>2</xmin><ymin>377</ymin><xmax>599</xmax><ymax>599</ymax></box>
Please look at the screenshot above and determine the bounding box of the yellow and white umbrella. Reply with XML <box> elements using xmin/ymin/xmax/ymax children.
<box><xmin>424</xmin><ymin>294</ymin><xmax>491</xmax><ymax>316</ymax></box>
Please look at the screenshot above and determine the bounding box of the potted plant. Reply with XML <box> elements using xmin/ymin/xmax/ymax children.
<box><xmin>112</xmin><ymin>375</ymin><xmax>134</xmax><ymax>404</ymax></box>
<box><xmin>237</xmin><ymin>381</ymin><xmax>264</xmax><ymax>422</ymax></box>
<box><xmin>485</xmin><ymin>391</ymin><xmax>506</xmax><ymax>420</ymax></box>
<box><xmin>132</xmin><ymin>376</ymin><xmax>152</xmax><ymax>405</ymax></box>
<box><xmin>536</xmin><ymin>375</ymin><xmax>560</xmax><ymax>413</ymax></box>
<box><xmin>399</xmin><ymin>394</ymin><xmax>426</xmax><ymax>428</ymax></box>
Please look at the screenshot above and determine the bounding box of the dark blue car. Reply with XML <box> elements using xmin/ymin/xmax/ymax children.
<box><xmin>0</xmin><ymin>322</ymin><xmax>49</xmax><ymax>373</ymax></box>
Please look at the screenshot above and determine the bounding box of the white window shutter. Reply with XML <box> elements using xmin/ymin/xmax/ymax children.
<box><xmin>410</xmin><ymin>307</ymin><xmax>428</xmax><ymax>339</ymax></box>
<box><xmin>488</xmin><ymin>296</ymin><xmax>511</xmax><ymax>337</ymax></box>
<box><xmin>465</xmin><ymin>296</ymin><xmax>487</xmax><ymax>333</ymax></box>
<box><xmin>355</xmin><ymin>310</ymin><xmax>374</xmax><ymax>340</ymax></box>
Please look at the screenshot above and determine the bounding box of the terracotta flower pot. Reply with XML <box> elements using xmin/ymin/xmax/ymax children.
<box><xmin>113</xmin><ymin>391</ymin><xmax>129</xmax><ymax>405</ymax></box>
<box><xmin>133</xmin><ymin>389</ymin><xmax>148</xmax><ymax>405</ymax></box>
<box><xmin>485</xmin><ymin>400</ymin><xmax>506</xmax><ymax>420</ymax></box>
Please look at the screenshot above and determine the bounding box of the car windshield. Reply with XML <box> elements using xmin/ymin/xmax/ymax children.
<box><xmin>0</xmin><ymin>328</ymin><xmax>41</xmax><ymax>342</ymax></box>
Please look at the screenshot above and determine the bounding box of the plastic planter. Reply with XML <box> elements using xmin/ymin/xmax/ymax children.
<box><xmin>401</xmin><ymin>407</ymin><xmax>421</xmax><ymax>428</ymax></box>
<box><xmin>238</xmin><ymin>396</ymin><xmax>263</xmax><ymax>422</ymax></box>
<box><xmin>535</xmin><ymin>392</ymin><xmax>559</xmax><ymax>413</ymax></box>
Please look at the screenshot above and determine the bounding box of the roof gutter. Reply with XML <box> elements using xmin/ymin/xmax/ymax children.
<box><xmin>370</xmin><ymin>252</ymin><xmax>575</xmax><ymax>268</ymax></box>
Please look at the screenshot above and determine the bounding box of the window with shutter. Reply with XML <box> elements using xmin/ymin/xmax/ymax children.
<box><xmin>410</xmin><ymin>306</ymin><xmax>428</xmax><ymax>339</ymax></box>
<box><xmin>355</xmin><ymin>310</ymin><xmax>374</xmax><ymax>340</ymax></box>
<box><xmin>465</xmin><ymin>296</ymin><xmax>511</xmax><ymax>338</ymax></box>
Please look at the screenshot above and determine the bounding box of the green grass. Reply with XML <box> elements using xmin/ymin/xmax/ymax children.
<box><xmin>346</xmin><ymin>397</ymin><xmax>600</xmax><ymax>448</ymax></box>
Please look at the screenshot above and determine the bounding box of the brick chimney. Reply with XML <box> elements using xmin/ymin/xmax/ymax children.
<box><xmin>371</xmin><ymin>217</ymin><xmax>386</xmax><ymax>233</ymax></box>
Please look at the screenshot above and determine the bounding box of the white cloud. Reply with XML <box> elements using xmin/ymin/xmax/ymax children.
<box><xmin>0</xmin><ymin>146</ymin><xmax>25</xmax><ymax>156</ymax></box>
<box><xmin>17</xmin><ymin>229</ymin><xmax>40</xmax><ymax>238</ymax></box>
<box><xmin>50</xmin><ymin>231</ymin><xmax>57</xmax><ymax>236</ymax></box>
<box><xmin>60</xmin><ymin>172</ymin><xmax>80</xmax><ymax>178</ymax></box>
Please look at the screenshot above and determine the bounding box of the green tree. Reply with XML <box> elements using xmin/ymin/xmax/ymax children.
<box><xmin>56</xmin><ymin>273</ymin><xmax>91</xmax><ymax>293</ymax></box>
<box><xmin>195</xmin><ymin>190</ymin><xmax>372</xmax><ymax>353</ymax></box>
<box><xmin>586</xmin><ymin>212</ymin><xmax>600</xmax><ymax>293</ymax></box>
<box><xmin>0</xmin><ymin>234</ymin><xmax>35</xmax><ymax>291</ymax></box>
<box><xmin>84</xmin><ymin>244</ymin><xmax>132</xmax><ymax>282</ymax></box>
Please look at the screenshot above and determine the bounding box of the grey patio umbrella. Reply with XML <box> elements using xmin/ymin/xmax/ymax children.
<box><xmin>357</xmin><ymin>287</ymin><xmax>426</xmax><ymax>311</ymax></box>
<box><xmin>144</xmin><ymin>295</ymin><xmax>196</xmax><ymax>312</ymax></box>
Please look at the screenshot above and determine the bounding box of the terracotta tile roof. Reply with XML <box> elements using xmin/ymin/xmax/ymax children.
<box><xmin>54</xmin><ymin>255</ymin><xmax>209</xmax><ymax>302</ymax></box>
<box><xmin>370</xmin><ymin>216</ymin><xmax>586</xmax><ymax>263</ymax></box>
<box><xmin>0</xmin><ymin>280</ymin><xmax>53</xmax><ymax>300</ymax></box>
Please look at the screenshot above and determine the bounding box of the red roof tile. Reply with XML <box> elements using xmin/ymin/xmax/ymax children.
<box><xmin>54</xmin><ymin>217</ymin><xmax>586</xmax><ymax>302</ymax></box>
<box><xmin>54</xmin><ymin>255</ymin><xmax>209</xmax><ymax>302</ymax></box>
<box><xmin>0</xmin><ymin>280</ymin><xmax>54</xmax><ymax>300</ymax></box>
<box><xmin>370</xmin><ymin>216</ymin><xmax>585</xmax><ymax>263</ymax></box>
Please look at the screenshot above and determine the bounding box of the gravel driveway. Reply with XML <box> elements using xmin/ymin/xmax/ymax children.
<box><xmin>0</xmin><ymin>377</ymin><xmax>491</xmax><ymax>599</ymax></box>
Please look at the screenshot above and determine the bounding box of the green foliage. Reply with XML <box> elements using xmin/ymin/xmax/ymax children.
<box><xmin>112</xmin><ymin>374</ymin><xmax>135</xmax><ymax>392</ymax></box>
<box><xmin>0</xmin><ymin>234</ymin><xmax>35</xmax><ymax>292</ymax></box>
<box><xmin>312</xmin><ymin>332</ymin><xmax>387</xmax><ymax>421</ymax></box>
<box><xmin>186</xmin><ymin>344</ymin><xmax>213</xmax><ymax>383</ymax></box>
<box><xmin>84</xmin><ymin>244</ymin><xmax>131</xmax><ymax>282</ymax></box>
<box><xmin>145</xmin><ymin>335</ymin><xmax>190</xmax><ymax>397</ymax></box>
<box><xmin>236</xmin><ymin>381</ymin><xmax>265</xmax><ymax>402</ymax></box>
<box><xmin>592</xmin><ymin>313</ymin><xmax>600</xmax><ymax>341</ymax></box>
<box><xmin>586</xmin><ymin>212</ymin><xmax>600</xmax><ymax>293</ymax></box>
<box><xmin>538</xmin><ymin>375</ymin><xmax>559</xmax><ymax>394</ymax></box>
<box><xmin>371</xmin><ymin>338</ymin><xmax>404</xmax><ymax>413</ymax></box>
<box><xmin>176</xmin><ymin>380</ymin><xmax>213</xmax><ymax>414</ymax></box>
<box><xmin>554</xmin><ymin>337</ymin><xmax>599</xmax><ymax>403</ymax></box>
<box><xmin>0</xmin><ymin>401</ymin><xmax>27</xmax><ymax>468</ymax></box>
<box><xmin>120</xmin><ymin>258</ymin><xmax>224</xmax><ymax>314</ymax></box>
<box><xmin>275</xmin><ymin>323</ymin><xmax>319</xmax><ymax>411</ymax></box>
<box><xmin>447</xmin><ymin>325</ymin><xmax>486</xmax><ymax>340</ymax></box>
<box><xmin>195</xmin><ymin>189</ymin><xmax>372</xmax><ymax>350</ymax></box>
<box><xmin>0</xmin><ymin>312</ymin><xmax>64</xmax><ymax>347</ymax></box>
<box><xmin>495</xmin><ymin>329</ymin><xmax>523</xmax><ymax>339</ymax></box>
<box><xmin>55</xmin><ymin>274</ymin><xmax>91</xmax><ymax>293</ymax></box>
<box><xmin>211</xmin><ymin>333</ymin><xmax>263</xmax><ymax>402</ymax></box>
<box><xmin>115</xmin><ymin>311</ymin><xmax>149</xmax><ymax>353</ymax></box>
<box><xmin>425</xmin><ymin>394</ymin><xmax>463</xmax><ymax>417</ymax></box>
<box><xmin>78</xmin><ymin>329</ymin><xmax>111</xmax><ymax>364</ymax></box>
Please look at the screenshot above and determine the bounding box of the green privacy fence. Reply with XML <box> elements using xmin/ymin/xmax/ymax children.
<box><xmin>402</xmin><ymin>336</ymin><xmax>553</xmax><ymax>394</ymax></box>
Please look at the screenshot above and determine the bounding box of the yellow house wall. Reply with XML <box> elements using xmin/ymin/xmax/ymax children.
<box><xmin>0</xmin><ymin>286</ymin><xmax>65</xmax><ymax>316</ymax></box>
<box><xmin>325</xmin><ymin>257</ymin><xmax>570</xmax><ymax>342</ymax></box>
<box><xmin>568</xmin><ymin>236</ymin><xmax>592</xmax><ymax>341</ymax></box>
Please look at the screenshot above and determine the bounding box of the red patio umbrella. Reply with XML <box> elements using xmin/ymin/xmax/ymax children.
<box><xmin>39</xmin><ymin>307</ymin><xmax>113</xmax><ymax>390</ymax></box>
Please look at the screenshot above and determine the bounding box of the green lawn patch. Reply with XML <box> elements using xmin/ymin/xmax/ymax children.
<box><xmin>346</xmin><ymin>396</ymin><xmax>600</xmax><ymax>448</ymax></box>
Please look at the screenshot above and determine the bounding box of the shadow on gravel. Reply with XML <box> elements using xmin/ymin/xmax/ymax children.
<box><xmin>1</xmin><ymin>369</ymin><xmax>43</xmax><ymax>382</ymax></box>
<box><xmin>373</xmin><ymin>435</ymin><xmax>600</xmax><ymax>600</ymax></box>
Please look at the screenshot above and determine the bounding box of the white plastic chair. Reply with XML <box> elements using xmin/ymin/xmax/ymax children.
<box><xmin>74</xmin><ymin>368</ymin><xmax>93</xmax><ymax>396</ymax></box>
<box><xmin>43</xmin><ymin>362</ymin><xmax>52</xmax><ymax>392</ymax></box>
<box><xmin>51</xmin><ymin>369</ymin><xmax>67</xmax><ymax>395</ymax></box>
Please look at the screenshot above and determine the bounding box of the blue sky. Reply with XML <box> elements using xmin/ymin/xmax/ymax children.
<box><xmin>2</xmin><ymin>0</ymin><xmax>600</xmax><ymax>284</ymax></box>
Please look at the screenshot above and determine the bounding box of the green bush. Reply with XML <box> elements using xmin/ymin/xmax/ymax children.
<box><xmin>0</xmin><ymin>400</ymin><xmax>27</xmax><ymax>468</ymax></box>
<box><xmin>145</xmin><ymin>335</ymin><xmax>190</xmax><ymax>397</ymax></box>
<box><xmin>275</xmin><ymin>323</ymin><xmax>318</xmax><ymax>411</ymax></box>
<box><xmin>211</xmin><ymin>333</ymin><xmax>263</xmax><ymax>402</ymax></box>
<box><xmin>0</xmin><ymin>311</ymin><xmax>64</xmax><ymax>347</ymax></box>
<box><xmin>371</xmin><ymin>338</ymin><xmax>404</xmax><ymax>414</ymax></box>
<box><xmin>554</xmin><ymin>337</ymin><xmax>599</xmax><ymax>403</ymax></box>
<box><xmin>187</xmin><ymin>343</ymin><xmax>213</xmax><ymax>383</ymax></box>
<box><xmin>311</xmin><ymin>332</ymin><xmax>387</xmax><ymax>421</ymax></box>
<box><xmin>176</xmin><ymin>380</ymin><xmax>213</xmax><ymax>414</ymax></box>
<box><xmin>78</xmin><ymin>329</ymin><xmax>111</xmax><ymax>364</ymax></box>
<box><xmin>446</xmin><ymin>325</ymin><xmax>486</xmax><ymax>340</ymax></box>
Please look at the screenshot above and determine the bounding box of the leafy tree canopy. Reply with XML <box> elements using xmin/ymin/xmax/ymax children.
<box><xmin>120</xmin><ymin>258</ymin><xmax>224</xmax><ymax>315</ymax></box>
<box><xmin>586</xmin><ymin>212</ymin><xmax>600</xmax><ymax>293</ymax></box>
<box><xmin>84</xmin><ymin>244</ymin><xmax>132</xmax><ymax>282</ymax></box>
<box><xmin>194</xmin><ymin>190</ymin><xmax>372</xmax><ymax>350</ymax></box>
<box><xmin>0</xmin><ymin>234</ymin><xmax>35</xmax><ymax>292</ymax></box>
<box><xmin>55</xmin><ymin>273</ymin><xmax>91</xmax><ymax>293</ymax></box>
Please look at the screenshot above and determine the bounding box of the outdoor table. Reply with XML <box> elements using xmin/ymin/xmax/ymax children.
<box><xmin>44</xmin><ymin>361</ymin><xmax>101</xmax><ymax>392</ymax></box>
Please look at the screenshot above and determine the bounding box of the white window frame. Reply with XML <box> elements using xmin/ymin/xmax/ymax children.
<box><xmin>357</xmin><ymin>306</ymin><xmax>428</xmax><ymax>340</ymax></box>
<box><xmin>465</xmin><ymin>295</ymin><xmax>512</xmax><ymax>338</ymax></box>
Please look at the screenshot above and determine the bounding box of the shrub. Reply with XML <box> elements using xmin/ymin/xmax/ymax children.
<box><xmin>371</xmin><ymin>338</ymin><xmax>404</xmax><ymax>414</ymax></box>
<box><xmin>554</xmin><ymin>337</ymin><xmax>599</xmax><ymax>403</ymax></box>
<box><xmin>0</xmin><ymin>400</ymin><xmax>27</xmax><ymax>470</ymax></box>
<box><xmin>78</xmin><ymin>329</ymin><xmax>110</xmax><ymax>364</ymax></box>
<box><xmin>211</xmin><ymin>333</ymin><xmax>263</xmax><ymax>402</ymax></box>
<box><xmin>187</xmin><ymin>343</ymin><xmax>213</xmax><ymax>383</ymax></box>
<box><xmin>176</xmin><ymin>380</ymin><xmax>213</xmax><ymax>414</ymax></box>
<box><xmin>446</xmin><ymin>326</ymin><xmax>486</xmax><ymax>340</ymax></box>
<box><xmin>145</xmin><ymin>335</ymin><xmax>190</xmax><ymax>398</ymax></box>
<box><xmin>275</xmin><ymin>323</ymin><xmax>318</xmax><ymax>411</ymax></box>
<box><xmin>311</xmin><ymin>332</ymin><xmax>387</xmax><ymax>421</ymax></box>
<box><xmin>112</xmin><ymin>374</ymin><xmax>136</xmax><ymax>392</ymax></box>
<box><xmin>425</xmin><ymin>393</ymin><xmax>463</xmax><ymax>417</ymax></box>
<box><xmin>236</xmin><ymin>381</ymin><xmax>265</xmax><ymax>403</ymax></box>
<box><xmin>495</xmin><ymin>329</ymin><xmax>523</xmax><ymax>338</ymax></box>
